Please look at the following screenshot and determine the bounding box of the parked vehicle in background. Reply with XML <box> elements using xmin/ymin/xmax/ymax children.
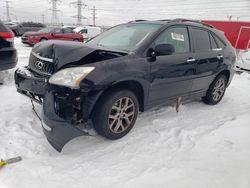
<box><xmin>21</xmin><ymin>27</ymin><xmax>84</xmax><ymax>46</ymax></box>
<box><xmin>0</xmin><ymin>20</ymin><xmax>17</xmax><ymax>72</ymax></box>
<box><xmin>74</xmin><ymin>26</ymin><xmax>101</xmax><ymax>41</ymax></box>
<box><xmin>7</xmin><ymin>22</ymin><xmax>46</xmax><ymax>36</ymax></box>
<box><xmin>63</xmin><ymin>25</ymin><xmax>77</xmax><ymax>31</ymax></box>
<box><xmin>15</xmin><ymin>19</ymin><xmax>236</xmax><ymax>151</ymax></box>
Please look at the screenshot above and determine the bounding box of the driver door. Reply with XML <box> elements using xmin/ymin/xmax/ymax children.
<box><xmin>148</xmin><ymin>26</ymin><xmax>196</xmax><ymax>103</ymax></box>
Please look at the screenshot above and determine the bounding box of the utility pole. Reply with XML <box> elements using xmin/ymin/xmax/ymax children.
<box><xmin>49</xmin><ymin>0</ymin><xmax>61</xmax><ymax>26</ymax></box>
<box><xmin>71</xmin><ymin>0</ymin><xmax>88</xmax><ymax>26</ymax></box>
<box><xmin>41</xmin><ymin>14</ymin><xmax>45</xmax><ymax>24</ymax></box>
<box><xmin>91</xmin><ymin>6</ymin><xmax>96</xmax><ymax>26</ymax></box>
<box><xmin>227</xmin><ymin>15</ymin><xmax>233</xmax><ymax>21</ymax></box>
<box><xmin>3</xmin><ymin>1</ymin><xmax>12</xmax><ymax>22</ymax></box>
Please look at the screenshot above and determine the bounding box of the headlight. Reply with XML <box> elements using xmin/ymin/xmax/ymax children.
<box><xmin>49</xmin><ymin>67</ymin><xmax>95</xmax><ymax>89</ymax></box>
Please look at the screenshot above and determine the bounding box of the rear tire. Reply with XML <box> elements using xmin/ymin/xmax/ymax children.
<box><xmin>202</xmin><ymin>74</ymin><xmax>228</xmax><ymax>105</ymax></box>
<box><xmin>92</xmin><ymin>89</ymin><xmax>139</xmax><ymax>140</ymax></box>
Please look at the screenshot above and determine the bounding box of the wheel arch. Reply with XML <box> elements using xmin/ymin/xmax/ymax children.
<box><xmin>89</xmin><ymin>80</ymin><xmax>146</xmax><ymax>119</ymax></box>
<box><xmin>217</xmin><ymin>69</ymin><xmax>230</xmax><ymax>84</ymax></box>
<box><xmin>39</xmin><ymin>37</ymin><xmax>48</xmax><ymax>42</ymax></box>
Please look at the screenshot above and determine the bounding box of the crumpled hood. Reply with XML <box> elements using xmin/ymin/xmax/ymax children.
<box><xmin>31</xmin><ymin>40</ymin><xmax>127</xmax><ymax>70</ymax></box>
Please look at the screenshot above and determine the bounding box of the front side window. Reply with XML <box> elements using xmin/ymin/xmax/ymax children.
<box><xmin>63</xmin><ymin>28</ymin><xmax>73</xmax><ymax>34</ymax></box>
<box><xmin>155</xmin><ymin>26</ymin><xmax>190</xmax><ymax>54</ymax></box>
<box><xmin>88</xmin><ymin>23</ymin><xmax>161</xmax><ymax>52</ymax></box>
<box><xmin>80</xmin><ymin>29</ymin><xmax>88</xmax><ymax>34</ymax></box>
<box><xmin>54</xmin><ymin>28</ymin><xmax>62</xmax><ymax>34</ymax></box>
<box><xmin>39</xmin><ymin>27</ymin><xmax>56</xmax><ymax>33</ymax></box>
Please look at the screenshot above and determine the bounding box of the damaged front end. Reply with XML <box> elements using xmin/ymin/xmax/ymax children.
<box><xmin>41</xmin><ymin>86</ymin><xmax>101</xmax><ymax>152</ymax></box>
<box><xmin>15</xmin><ymin>40</ymin><xmax>128</xmax><ymax>151</ymax></box>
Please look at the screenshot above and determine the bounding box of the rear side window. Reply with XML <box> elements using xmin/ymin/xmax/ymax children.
<box><xmin>155</xmin><ymin>26</ymin><xmax>190</xmax><ymax>54</ymax></box>
<box><xmin>192</xmin><ymin>27</ymin><xmax>211</xmax><ymax>52</ymax></box>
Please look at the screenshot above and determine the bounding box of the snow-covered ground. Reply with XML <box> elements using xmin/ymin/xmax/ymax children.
<box><xmin>0</xmin><ymin>38</ymin><xmax>250</xmax><ymax>188</ymax></box>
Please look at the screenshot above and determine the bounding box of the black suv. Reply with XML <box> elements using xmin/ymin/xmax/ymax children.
<box><xmin>8</xmin><ymin>22</ymin><xmax>46</xmax><ymax>36</ymax></box>
<box><xmin>0</xmin><ymin>20</ymin><xmax>17</xmax><ymax>71</ymax></box>
<box><xmin>15</xmin><ymin>19</ymin><xmax>236</xmax><ymax>151</ymax></box>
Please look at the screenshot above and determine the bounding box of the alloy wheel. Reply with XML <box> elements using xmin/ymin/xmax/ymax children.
<box><xmin>212</xmin><ymin>78</ymin><xmax>226</xmax><ymax>101</ymax></box>
<box><xmin>108</xmin><ymin>97</ymin><xmax>135</xmax><ymax>134</ymax></box>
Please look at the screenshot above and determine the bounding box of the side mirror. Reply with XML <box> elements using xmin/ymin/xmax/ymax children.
<box><xmin>154</xmin><ymin>43</ymin><xmax>175</xmax><ymax>56</ymax></box>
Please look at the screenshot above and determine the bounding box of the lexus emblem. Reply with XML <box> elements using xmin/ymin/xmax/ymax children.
<box><xmin>35</xmin><ymin>61</ymin><xmax>44</xmax><ymax>70</ymax></box>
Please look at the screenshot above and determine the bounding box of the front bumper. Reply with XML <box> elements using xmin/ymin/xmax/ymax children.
<box><xmin>15</xmin><ymin>67</ymin><xmax>47</xmax><ymax>101</ymax></box>
<box><xmin>15</xmin><ymin>66</ymin><xmax>101</xmax><ymax>151</ymax></box>
<box><xmin>21</xmin><ymin>36</ymin><xmax>38</xmax><ymax>45</ymax></box>
<box><xmin>42</xmin><ymin>91</ymin><xmax>88</xmax><ymax>152</ymax></box>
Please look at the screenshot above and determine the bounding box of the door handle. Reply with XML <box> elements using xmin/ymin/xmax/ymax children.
<box><xmin>217</xmin><ymin>55</ymin><xmax>223</xmax><ymax>59</ymax></box>
<box><xmin>187</xmin><ymin>58</ymin><xmax>196</xmax><ymax>62</ymax></box>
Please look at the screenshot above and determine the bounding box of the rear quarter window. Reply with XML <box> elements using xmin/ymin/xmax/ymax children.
<box><xmin>212</xmin><ymin>33</ymin><xmax>227</xmax><ymax>49</ymax></box>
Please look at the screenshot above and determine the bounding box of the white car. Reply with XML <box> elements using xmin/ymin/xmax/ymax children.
<box><xmin>235</xmin><ymin>50</ymin><xmax>250</xmax><ymax>73</ymax></box>
<box><xmin>74</xmin><ymin>26</ymin><xmax>101</xmax><ymax>42</ymax></box>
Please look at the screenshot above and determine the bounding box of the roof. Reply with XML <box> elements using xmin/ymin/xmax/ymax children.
<box><xmin>128</xmin><ymin>18</ymin><xmax>214</xmax><ymax>29</ymax></box>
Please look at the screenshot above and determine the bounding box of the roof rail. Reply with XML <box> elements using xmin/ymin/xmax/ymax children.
<box><xmin>157</xmin><ymin>19</ymin><xmax>171</xmax><ymax>22</ymax></box>
<box><xmin>128</xmin><ymin>20</ymin><xmax>148</xmax><ymax>23</ymax></box>
<box><xmin>171</xmin><ymin>18</ymin><xmax>214</xmax><ymax>28</ymax></box>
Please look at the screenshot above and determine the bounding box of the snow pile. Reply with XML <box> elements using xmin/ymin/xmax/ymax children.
<box><xmin>0</xmin><ymin>38</ymin><xmax>250</xmax><ymax>188</ymax></box>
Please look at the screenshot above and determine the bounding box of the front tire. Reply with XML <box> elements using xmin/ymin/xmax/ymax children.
<box><xmin>92</xmin><ymin>89</ymin><xmax>139</xmax><ymax>140</ymax></box>
<box><xmin>202</xmin><ymin>74</ymin><xmax>228</xmax><ymax>105</ymax></box>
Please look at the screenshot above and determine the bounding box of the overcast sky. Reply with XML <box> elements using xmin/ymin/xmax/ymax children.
<box><xmin>0</xmin><ymin>0</ymin><xmax>250</xmax><ymax>26</ymax></box>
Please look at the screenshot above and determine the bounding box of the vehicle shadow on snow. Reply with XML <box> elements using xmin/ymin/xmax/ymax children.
<box><xmin>60</xmin><ymin>96</ymin><xmax>237</xmax><ymax>157</ymax></box>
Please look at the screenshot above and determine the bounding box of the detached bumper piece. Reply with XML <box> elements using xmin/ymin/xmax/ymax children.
<box><xmin>42</xmin><ymin>90</ymin><xmax>89</xmax><ymax>152</ymax></box>
<box><xmin>14</xmin><ymin>66</ymin><xmax>94</xmax><ymax>152</ymax></box>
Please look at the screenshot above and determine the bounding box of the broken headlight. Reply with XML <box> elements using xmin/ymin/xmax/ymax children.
<box><xmin>49</xmin><ymin>67</ymin><xmax>95</xmax><ymax>89</ymax></box>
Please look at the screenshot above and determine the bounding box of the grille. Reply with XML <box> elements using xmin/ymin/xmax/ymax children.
<box><xmin>28</xmin><ymin>52</ymin><xmax>54</xmax><ymax>75</ymax></box>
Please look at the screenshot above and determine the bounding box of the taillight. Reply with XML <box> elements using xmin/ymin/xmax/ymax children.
<box><xmin>0</xmin><ymin>31</ymin><xmax>14</xmax><ymax>43</ymax></box>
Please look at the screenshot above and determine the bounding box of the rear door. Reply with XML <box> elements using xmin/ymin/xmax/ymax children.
<box><xmin>148</xmin><ymin>25</ymin><xmax>196</xmax><ymax>103</ymax></box>
<box><xmin>190</xmin><ymin>26</ymin><xmax>223</xmax><ymax>93</ymax></box>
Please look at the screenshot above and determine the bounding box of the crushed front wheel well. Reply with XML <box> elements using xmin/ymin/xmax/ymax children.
<box><xmin>90</xmin><ymin>80</ymin><xmax>145</xmax><ymax>118</ymax></box>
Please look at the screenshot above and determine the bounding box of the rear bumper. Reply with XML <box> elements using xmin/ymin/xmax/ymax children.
<box><xmin>0</xmin><ymin>47</ymin><xmax>18</xmax><ymax>71</ymax></box>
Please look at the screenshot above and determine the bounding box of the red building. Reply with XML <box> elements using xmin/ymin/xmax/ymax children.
<box><xmin>202</xmin><ymin>20</ymin><xmax>250</xmax><ymax>50</ymax></box>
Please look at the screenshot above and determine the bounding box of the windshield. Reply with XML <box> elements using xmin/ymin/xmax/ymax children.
<box><xmin>38</xmin><ymin>27</ymin><xmax>55</xmax><ymax>33</ymax></box>
<box><xmin>88</xmin><ymin>23</ymin><xmax>161</xmax><ymax>52</ymax></box>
